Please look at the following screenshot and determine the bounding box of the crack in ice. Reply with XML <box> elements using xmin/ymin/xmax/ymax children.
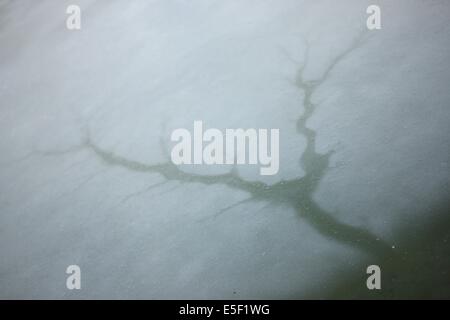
<box><xmin>38</xmin><ymin>31</ymin><xmax>396</xmax><ymax>259</ymax></box>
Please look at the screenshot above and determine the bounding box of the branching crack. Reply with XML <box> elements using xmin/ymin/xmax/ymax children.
<box><xmin>39</xmin><ymin>31</ymin><xmax>394</xmax><ymax>258</ymax></box>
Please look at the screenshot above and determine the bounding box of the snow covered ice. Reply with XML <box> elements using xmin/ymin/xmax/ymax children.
<box><xmin>0</xmin><ymin>0</ymin><xmax>449</xmax><ymax>298</ymax></box>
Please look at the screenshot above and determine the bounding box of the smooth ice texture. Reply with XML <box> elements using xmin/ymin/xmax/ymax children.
<box><xmin>0</xmin><ymin>0</ymin><xmax>449</xmax><ymax>298</ymax></box>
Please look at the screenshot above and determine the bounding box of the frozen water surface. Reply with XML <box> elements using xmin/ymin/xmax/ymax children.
<box><xmin>0</xmin><ymin>0</ymin><xmax>449</xmax><ymax>298</ymax></box>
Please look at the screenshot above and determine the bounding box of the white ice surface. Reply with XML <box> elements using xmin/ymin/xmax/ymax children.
<box><xmin>0</xmin><ymin>0</ymin><xmax>449</xmax><ymax>298</ymax></box>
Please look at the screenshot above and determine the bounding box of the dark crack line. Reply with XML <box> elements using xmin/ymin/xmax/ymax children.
<box><xmin>39</xmin><ymin>31</ymin><xmax>393</xmax><ymax>259</ymax></box>
<box><xmin>119</xmin><ymin>180</ymin><xmax>168</xmax><ymax>205</ymax></box>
